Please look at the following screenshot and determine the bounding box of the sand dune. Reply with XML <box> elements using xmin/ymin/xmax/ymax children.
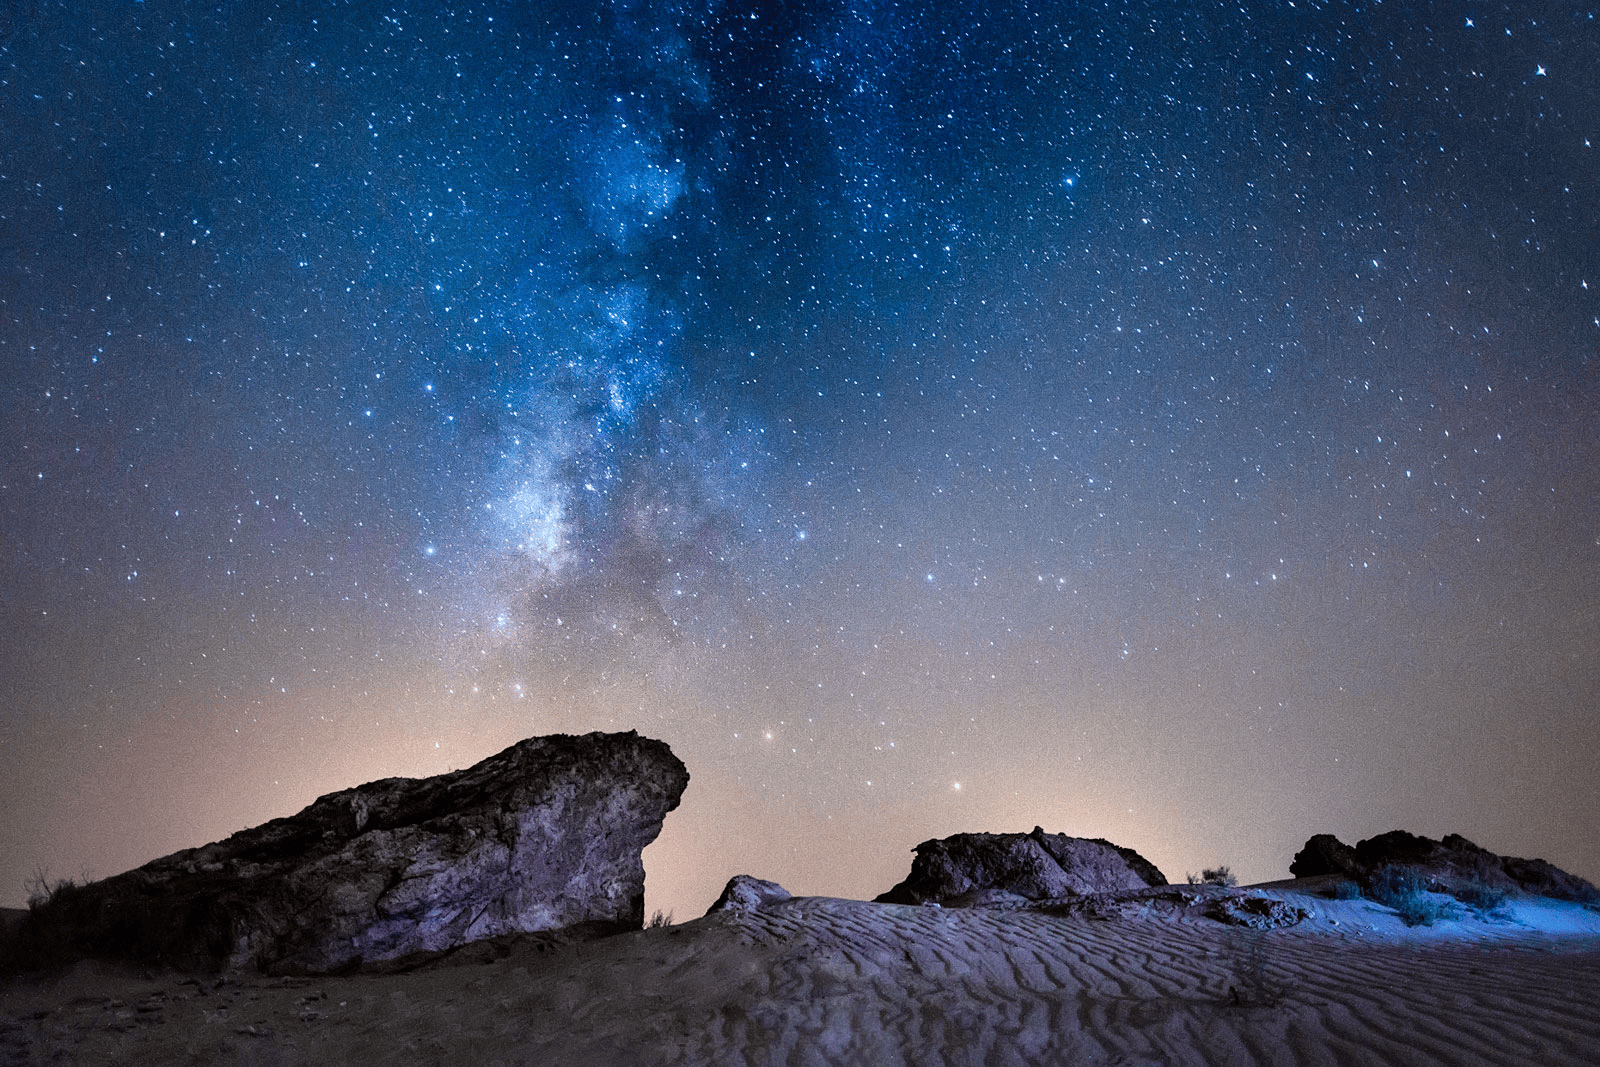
<box><xmin>4</xmin><ymin>889</ymin><xmax>1599</xmax><ymax>1065</ymax></box>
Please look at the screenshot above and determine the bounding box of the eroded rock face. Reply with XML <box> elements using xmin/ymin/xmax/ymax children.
<box><xmin>22</xmin><ymin>731</ymin><xmax>689</xmax><ymax>974</ymax></box>
<box><xmin>874</xmin><ymin>827</ymin><xmax>1167</xmax><ymax>906</ymax></box>
<box><xmin>1289</xmin><ymin>830</ymin><xmax>1600</xmax><ymax>903</ymax></box>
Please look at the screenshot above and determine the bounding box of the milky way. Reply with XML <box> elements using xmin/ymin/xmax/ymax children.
<box><xmin>3</xmin><ymin>1</ymin><xmax>1598</xmax><ymax>915</ymax></box>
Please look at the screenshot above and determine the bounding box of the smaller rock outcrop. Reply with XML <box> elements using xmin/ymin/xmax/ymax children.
<box><xmin>1289</xmin><ymin>831</ymin><xmax>1600</xmax><ymax>903</ymax></box>
<box><xmin>13</xmin><ymin>731</ymin><xmax>690</xmax><ymax>974</ymax></box>
<box><xmin>875</xmin><ymin>827</ymin><xmax>1167</xmax><ymax>907</ymax></box>
<box><xmin>705</xmin><ymin>876</ymin><xmax>793</xmax><ymax>914</ymax></box>
<box><xmin>1288</xmin><ymin>833</ymin><xmax>1360</xmax><ymax>880</ymax></box>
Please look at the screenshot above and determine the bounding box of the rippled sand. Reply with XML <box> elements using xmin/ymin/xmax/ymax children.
<box><xmin>5</xmin><ymin>891</ymin><xmax>1599</xmax><ymax>1065</ymax></box>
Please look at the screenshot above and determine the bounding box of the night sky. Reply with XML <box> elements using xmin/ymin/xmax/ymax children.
<box><xmin>3</xmin><ymin>0</ymin><xmax>1598</xmax><ymax>918</ymax></box>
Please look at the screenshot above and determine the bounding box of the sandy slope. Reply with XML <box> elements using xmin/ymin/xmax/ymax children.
<box><xmin>4</xmin><ymin>890</ymin><xmax>1599</xmax><ymax>1066</ymax></box>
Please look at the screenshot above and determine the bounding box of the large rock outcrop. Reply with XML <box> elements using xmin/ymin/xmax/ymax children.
<box><xmin>1289</xmin><ymin>830</ymin><xmax>1600</xmax><ymax>903</ymax></box>
<box><xmin>875</xmin><ymin>827</ymin><xmax>1167</xmax><ymax>906</ymax></box>
<box><xmin>17</xmin><ymin>731</ymin><xmax>689</xmax><ymax>974</ymax></box>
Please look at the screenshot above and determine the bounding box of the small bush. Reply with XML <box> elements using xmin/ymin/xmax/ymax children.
<box><xmin>1451</xmin><ymin>879</ymin><xmax>1511</xmax><ymax>918</ymax></box>
<box><xmin>646</xmin><ymin>909</ymin><xmax>674</xmax><ymax>929</ymax></box>
<box><xmin>1224</xmin><ymin>929</ymin><xmax>1281</xmax><ymax>1008</ymax></box>
<box><xmin>4</xmin><ymin>871</ymin><xmax>93</xmax><ymax>974</ymax></box>
<box><xmin>1199</xmin><ymin>866</ymin><xmax>1238</xmax><ymax>887</ymax></box>
<box><xmin>1188</xmin><ymin>867</ymin><xmax>1237</xmax><ymax>887</ymax></box>
<box><xmin>1323</xmin><ymin>879</ymin><xmax>1363</xmax><ymax>900</ymax></box>
<box><xmin>1366</xmin><ymin>865</ymin><xmax>1458</xmax><ymax>927</ymax></box>
<box><xmin>4</xmin><ymin>870</ymin><xmax>241</xmax><ymax>975</ymax></box>
<box><xmin>24</xmin><ymin>870</ymin><xmax>78</xmax><ymax>911</ymax></box>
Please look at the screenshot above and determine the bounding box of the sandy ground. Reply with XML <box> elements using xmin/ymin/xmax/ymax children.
<box><xmin>4</xmin><ymin>889</ymin><xmax>1599</xmax><ymax>1066</ymax></box>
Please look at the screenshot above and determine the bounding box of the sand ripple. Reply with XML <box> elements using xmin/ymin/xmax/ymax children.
<box><xmin>4</xmin><ymin>894</ymin><xmax>1598</xmax><ymax>1066</ymax></box>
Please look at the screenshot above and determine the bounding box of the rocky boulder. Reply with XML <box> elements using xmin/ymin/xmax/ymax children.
<box><xmin>1289</xmin><ymin>830</ymin><xmax>1599</xmax><ymax>903</ymax></box>
<box><xmin>16</xmin><ymin>731</ymin><xmax>689</xmax><ymax>974</ymax></box>
<box><xmin>874</xmin><ymin>827</ymin><xmax>1167</xmax><ymax>906</ymax></box>
<box><xmin>705</xmin><ymin>875</ymin><xmax>793</xmax><ymax>914</ymax></box>
<box><xmin>1288</xmin><ymin>833</ymin><xmax>1360</xmax><ymax>880</ymax></box>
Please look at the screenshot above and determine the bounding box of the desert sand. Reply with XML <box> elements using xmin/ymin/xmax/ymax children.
<box><xmin>4</xmin><ymin>885</ymin><xmax>1599</xmax><ymax>1066</ymax></box>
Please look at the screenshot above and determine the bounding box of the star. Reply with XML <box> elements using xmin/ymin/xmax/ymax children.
<box><xmin>3</xmin><ymin>0</ymin><xmax>1597</xmax><ymax>925</ymax></box>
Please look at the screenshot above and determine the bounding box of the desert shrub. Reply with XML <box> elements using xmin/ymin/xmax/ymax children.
<box><xmin>1566</xmin><ymin>882</ymin><xmax>1600</xmax><ymax>907</ymax></box>
<box><xmin>1188</xmin><ymin>867</ymin><xmax>1238</xmax><ymax>887</ymax></box>
<box><xmin>3</xmin><ymin>871</ymin><xmax>241</xmax><ymax>975</ymax></box>
<box><xmin>1223</xmin><ymin>928</ymin><xmax>1280</xmax><ymax>1008</ymax></box>
<box><xmin>646</xmin><ymin>909</ymin><xmax>674</xmax><ymax>929</ymax></box>
<box><xmin>3</xmin><ymin>872</ymin><xmax>89</xmax><ymax>974</ymax></box>
<box><xmin>1323</xmin><ymin>879</ymin><xmax>1363</xmax><ymax>900</ymax></box>
<box><xmin>1190</xmin><ymin>866</ymin><xmax>1238</xmax><ymax>888</ymax></box>
<box><xmin>1365</xmin><ymin>865</ymin><xmax>1458</xmax><ymax>927</ymax></box>
<box><xmin>24</xmin><ymin>870</ymin><xmax>78</xmax><ymax>911</ymax></box>
<box><xmin>1451</xmin><ymin>878</ymin><xmax>1511</xmax><ymax>918</ymax></box>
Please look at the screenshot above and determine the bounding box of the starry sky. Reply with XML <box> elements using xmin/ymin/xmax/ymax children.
<box><xmin>3</xmin><ymin>0</ymin><xmax>1598</xmax><ymax>918</ymax></box>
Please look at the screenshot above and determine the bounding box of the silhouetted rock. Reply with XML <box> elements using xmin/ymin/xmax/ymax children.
<box><xmin>874</xmin><ymin>827</ymin><xmax>1167</xmax><ymax>906</ymax></box>
<box><xmin>1355</xmin><ymin>831</ymin><xmax>1477</xmax><ymax>873</ymax></box>
<box><xmin>1290</xmin><ymin>831</ymin><xmax>1599</xmax><ymax>903</ymax></box>
<box><xmin>1498</xmin><ymin>856</ymin><xmax>1600</xmax><ymax>903</ymax></box>
<box><xmin>15</xmin><ymin>731</ymin><xmax>689</xmax><ymax>974</ymax></box>
<box><xmin>1289</xmin><ymin>833</ymin><xmax>1360</xmax><ymax>879</ymax></box>
<box><xmin>705</xmin><ymin>875</ymin><xmax>793</xmax><ymax>914</ymax></box>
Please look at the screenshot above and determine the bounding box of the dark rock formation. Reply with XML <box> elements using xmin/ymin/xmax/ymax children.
<box><xmin>1289</xmin><ymin>831</ymin><xmax>1599</xmax><ymax>903</ymax></box>
<box><xmin>874</xmin><ymin>827</ymin><xmax>1167</xmax><ymax>906</ymax></box>
<box><xmin>1499</xmin><ymin>855</ymin><xmax>1600</xmax><ymax>903</ymax></box>
<box><xmin>15</xmin><ymin>731</ymin><xmax>689</xmax><ymax>974</ymax></box>
<box><xmin>1288</xmin><ymin>833</ymin><xmax>1360</xmax><ymax>880</ymax></box>
<box><xmin>1355</xmin><ymin>831</ymin><xmax>1503</xmax><ymax>879</ymax></box>
<box><xmin>705</xmin><ymin>875</ymin><xmax>793</xmax><ymax>914</ymax></box>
